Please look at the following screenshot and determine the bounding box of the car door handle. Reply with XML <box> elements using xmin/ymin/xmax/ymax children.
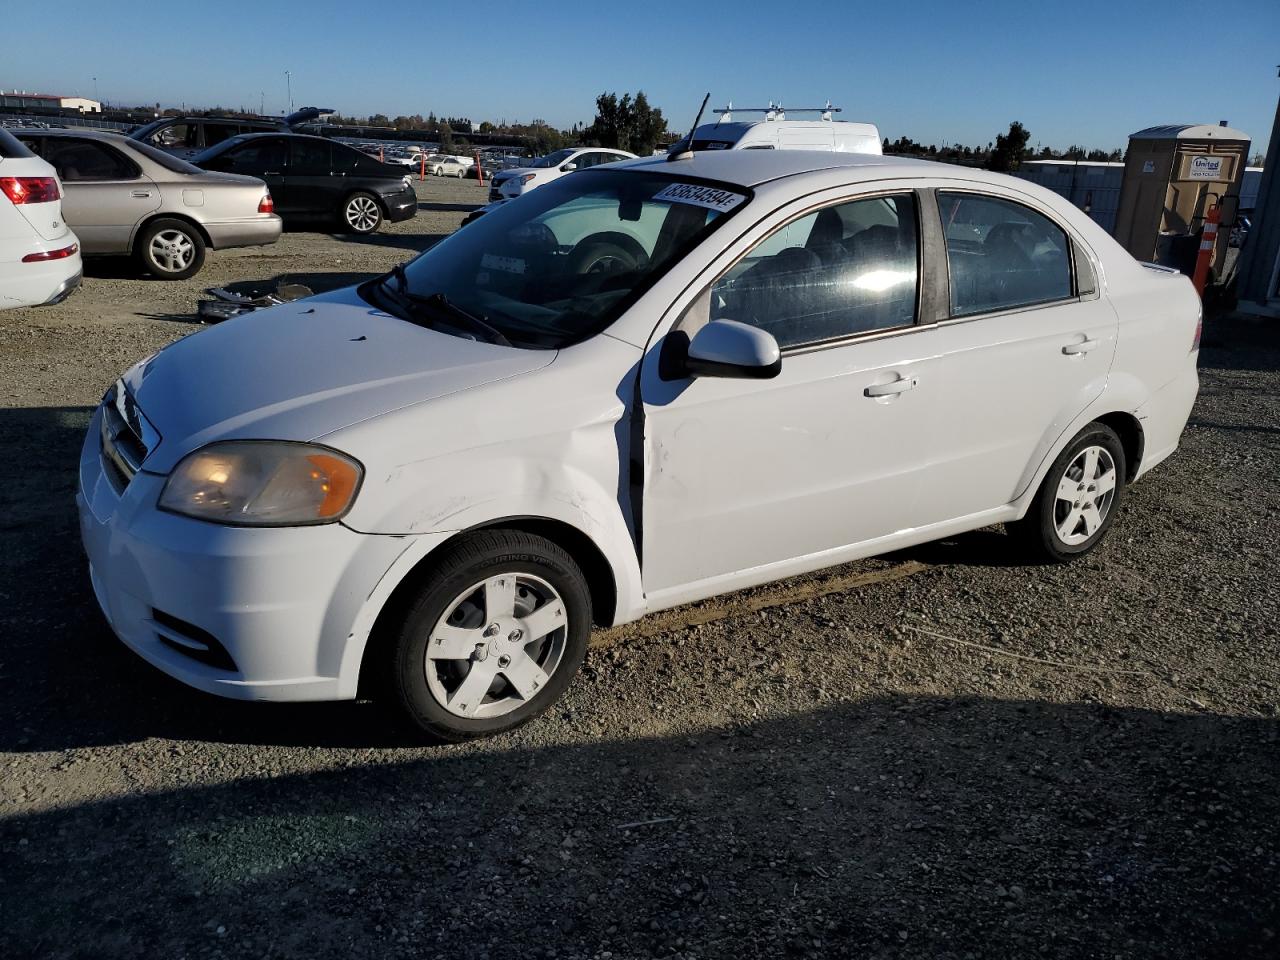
<box><xmin>1062</xmin><ymin>338</ymin><xmax>1099</xmax><ymax>355</ymax></box>
<box><xmin>262</xmin><ymin>170</ymin><xmax>282</xmax><ymax>176</ymax></box>
<box><xmin>864</xmin><ymin>376</ymin><xmax>918</xmax><ymax>398</ymax></box>
<box><xmin>131</xmin><ymin>190</ymin><xmax>152</xmax><ymax>198</ymax></box>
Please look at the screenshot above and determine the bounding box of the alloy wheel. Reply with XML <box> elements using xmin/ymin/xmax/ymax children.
<box><xmin>1053</xmin><ymin>445</ymin><xmax>1117</xmax><ymax>545</ymax></box>
<box><xmin>149</xmin><ymin>229</ymin><xmax>195</xmax><ymax>273</ymax></box>
<box><xmin>424</xmin><ymin>573</ymin><xmax>569</xmax><ymax>719</ymax></box>
<box><xmin>345</xmin><ymin>196</ymin><xmax>380</xmax><ymax>232</ymax></box>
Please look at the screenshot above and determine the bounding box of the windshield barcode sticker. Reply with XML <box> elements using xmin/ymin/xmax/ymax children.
<box><xmin>653</xmin><ymin>183</ymin><xmax>746</xmax><ymax>212</ymax></box>
<box><xmin>481</xmin><ymin>253</ymin><xmax>526</xmax><ymax>275</ymax></box>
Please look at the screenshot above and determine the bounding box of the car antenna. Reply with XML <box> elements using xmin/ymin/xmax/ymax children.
<box><xmin>667</xmin><ymin>92</ymin><xmax>710</xmax><ymax>161</ymax></box>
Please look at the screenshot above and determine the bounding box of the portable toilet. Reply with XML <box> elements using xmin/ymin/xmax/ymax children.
<box><xmin>1113</xmin><ymin>122</ymin><xmax>1250</xmax><ymax>276</ymax></box>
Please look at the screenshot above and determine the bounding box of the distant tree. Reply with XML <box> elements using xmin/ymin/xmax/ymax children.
<box><xmin>585</xmin><ymin>91</ymin><xmax>668</xmax><ymax>154</ymax></box>
<box><xmin>988</xmin><ymin>121</ymin><xmax>1031</xmax><ymax>172</ymax></box>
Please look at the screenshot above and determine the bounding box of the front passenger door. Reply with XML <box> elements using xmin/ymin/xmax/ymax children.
<box><xmin>641</xmin><ymin>191</ymin><xmax>940</xmax><ymax>598</ymax></box>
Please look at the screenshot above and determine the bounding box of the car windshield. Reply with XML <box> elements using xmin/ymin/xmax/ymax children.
<box><xmin>529</xmin><ymin>149</ymin><xmax>575</xmax><ymax>169</ymax></box>
<box><xmin>367</xmin><ymin>170</ymin><xmax>749</xmax><ymax>349</ymax></box>
<box><xmin>128</xmin><ymin>139</ymin><xmax>206</xmax><ymax>174</ymax></box>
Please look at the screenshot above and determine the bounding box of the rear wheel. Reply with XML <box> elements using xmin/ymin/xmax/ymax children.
<box><xmin>137</xmin><ymin>218</ymin><xmax>205</xmax><ymax>280</ymax></box>
<box><xmin>1008</xmin><ymin>422</ymin><xmax>1126</xmax><ymax>562</ymax></box>
<box><xmin>382</xmin><ymin>530</ymin><xmax>591</xmax><ymax>741</ymax></box>
<box><xmin>342</xmin><ymin>192</ymin><xmax>383</xmax><ymax>234</ymax></box>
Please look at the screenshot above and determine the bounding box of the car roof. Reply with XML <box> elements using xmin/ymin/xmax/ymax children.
<box><xmin>9</xmin><ymin>127</ymin><xmax>135</xmax><ymax>144</ymax></box>
<box><xmin>612</xmin><ymin>149</ymin><xmax>948</xmax><ymax>188</ymax></box>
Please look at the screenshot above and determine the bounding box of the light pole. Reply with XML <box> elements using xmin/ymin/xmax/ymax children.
<box><xmin>92</xmin><ymin>76</ymin><xmax>98</xmax><ymax>105</ymax></box>
<box><xmin>284</xmin><ymin>70</ymin><xmax>293</xmax><ymax>115</ymax></box>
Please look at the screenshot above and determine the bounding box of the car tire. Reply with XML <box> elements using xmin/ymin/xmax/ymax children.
<box><xmin>381</xmin><ymin>529</ymin><xmax>592</xmax><ymax>742</ymax></box>
<box><xmin>1008</xmin><ymin>422</ymin><xmax>1127</xmax><ymax>563</ymax></box>
<box><xmin>136</xmin><ymin>218</ymin><xmax>206</xmax><ymax>280</ymax></box>
<box><xmin>342</xmin><ymin>192</ymin><xmax>384</xmax><ymax>234</ymax></box>
<box><xmin>565</xmin><ymin>231</ymin><xmax>649</xmax><ymax>276</ymax></box>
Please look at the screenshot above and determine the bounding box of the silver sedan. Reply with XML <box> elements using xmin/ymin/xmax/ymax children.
<box><xmin>15</xmin><ymin>129</ymin><xmax>282</xmax><ymax>280</ymax></box>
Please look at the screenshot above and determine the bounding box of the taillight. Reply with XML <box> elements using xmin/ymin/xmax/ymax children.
<box><xmin>22</xmin><ymin>243</ymin><xmax>77</xmax><ymax>263</ymax></box>
<box><xmin>258</xmin><ymin>193</ymin><xmax>274</xmax><ymax>214</ymax></box>
<box><xmin>0</xmin><ymin>176</ymin><xmax>60</xmax><ymax>205</ymax></box>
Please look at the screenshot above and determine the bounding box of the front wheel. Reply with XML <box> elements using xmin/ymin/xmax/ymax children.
<box><xmin>382</xmin><ymin>530</ymin><xmax>592</xmax><ymax>741</ymax></box>
<box><xmin>342</xmin><ymin>192</ymin><xmax>383</xmax><ymax>234</ymax></box>
<box><xmin>137</xmin><ymin>218</ymin><xmax>206</xmax><ymax>280</ymax></box>
<box><xmin>1008</xmin><ymin>422</ymin><xmax>1127</xmax><ymax>562</ymax></box>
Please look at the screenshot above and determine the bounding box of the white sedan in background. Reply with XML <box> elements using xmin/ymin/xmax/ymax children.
<box><xmin>79</xmin><ymin>150</ymin><xmax>1199</xmax><ymax>741</ymax></box>
<box><xmin>487</xmin><ymin>146</ymin><xmax>635</xmax><ymax>201</ymax></box>
<box><xmin>428</xmin><ymin>155</ymin><xmax>470</xmax><ymax>178</ymax></box>
<box><xmin>0</xmin><ymin>128</ymin><xmax>81</xmax><ymax>309</ymax></box>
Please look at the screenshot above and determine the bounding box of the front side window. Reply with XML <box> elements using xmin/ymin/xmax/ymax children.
<box><xmin>39</xmin><ymin>139</ymin><xmax>138</xmax><ymax>182</ymax></box>
<box><xmin>150</xmin><ymin>123</ymin><xmax>195</xmax><ymax>149</ymax></box>
<box><xmin>710</xmin><ymin>193</ymin><xmax>919</xmax><ymax>349</ymax></box>
<box><xmin>937</xmin><ymin>192</ymin><xmax>1072</xmax><ymax>316</ymax></box>
<box><xmin>376</xmin><ymin>171</ymin><xmax>748</xmax><ymax>348</ymax></box>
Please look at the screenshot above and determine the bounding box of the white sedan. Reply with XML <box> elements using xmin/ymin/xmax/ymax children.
<box><xmin>487</xmin><ymin>146</ymin><xmax>635</xmax><ymax>201</ymax></box>
<box><xmin>428</xmin><ymin>155</ymin><xmax>469</xmax><ymax>178</ymax></box>
<box><xmin>78</xmin><ymin>150</ymin><xmax>1199</xmax><ymax>740</ymax></box>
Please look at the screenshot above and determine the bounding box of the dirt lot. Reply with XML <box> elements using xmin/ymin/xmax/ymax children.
<box><xmin>1</xmin><ymin>175</ymin><xmax>1278</xmax><ymax>959</ymax></box>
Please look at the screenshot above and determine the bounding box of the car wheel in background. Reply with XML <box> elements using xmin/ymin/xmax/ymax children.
<box><xmin>565</xmin><ymin>231</ymin><xmax>650</xmax><ymax>276</ymax></box>
<box><xmin>381</xmin><ymin>530</ymin><xmax>592</xmax><ymax>742</ymax></box>
<box><xmin>136</xmin><ymin>218</ymin><xmax>206</xmax><ymax>280</ymax></box>
<box><xmin>342</xmin><ymin>192</ymin><xmax>383</xmax><ymax>234</ymax></box>
<box><xmin>1008</xmin><ymin>422</ymin><xmax>1127</xmax><ymax>563</ymax></box>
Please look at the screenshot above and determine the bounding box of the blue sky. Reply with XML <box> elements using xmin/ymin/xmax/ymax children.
<box><xmin>9</xmin><ymin>0</ymin><xmax>1279</xmax><ymax>153</ymax></box>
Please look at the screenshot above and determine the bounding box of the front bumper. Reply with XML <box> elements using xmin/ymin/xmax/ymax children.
<box><xmin>77</xmin><ymin>407</ymin><xmax>438</xmax><ymax>702</ymax></box>
<box><xmin>382</xmin><ymin>187</ymin><xmax>418</xmax><ymax>223</ymax></box>
<box><xmin>203</xmin><ymin>214</ymin><xmax>283</xmax><ymax>250</ymax></box>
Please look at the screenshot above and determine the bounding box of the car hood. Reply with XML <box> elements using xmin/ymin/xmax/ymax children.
<box><xmin>123</xmin><ymin>285</ymin><xmax>555</xmax><ymax>473</ymax></box>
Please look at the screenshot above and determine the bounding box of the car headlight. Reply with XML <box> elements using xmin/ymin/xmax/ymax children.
<box><xmin>159</xmin><ymin>441</ymin><xmax>363</xmax><ymax>526</ymax></box>
<box><xmin>519</xmin><ymin>173</ymin><xmax>536</xmax><ymax>184</ymax></box>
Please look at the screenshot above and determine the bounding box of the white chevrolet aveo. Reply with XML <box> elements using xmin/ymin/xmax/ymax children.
<box><xmin>79</xmin><ymin>150</ymin><xmax>1200</xmax><ymax>740</ymax></box>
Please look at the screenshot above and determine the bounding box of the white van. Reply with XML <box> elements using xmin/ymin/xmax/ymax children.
<box><xmin>684</xmin><ymin>106</ymin><xmax>882</xmax><ymax>155</ymax></box>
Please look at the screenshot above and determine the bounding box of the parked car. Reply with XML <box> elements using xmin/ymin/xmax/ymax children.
<box><xmin>15</xmin><ymin>129</ymin><xmax>280</xmax><ymax>280</ymax></box>
<box><xmin>671</xmin><ymin>115</ymin><xmax>882</xmax><ymax>154</ymax></box>
<box><xmin>0</xmin><ymin>128</ymin><xmax>81</xmax><ymax>308</ymax></box>
<box><xmin>426</xmin><ymin>155</ymin><xmax>469</xmax><ymax>178</ymax></box>
<box><xmin>79</xmin><ymin>150</ymin><xmax>1200</xmax><ymax>741</ymax></box>
<box><xmin>192</xmin><ymin>133</ymin><xmax>417</xmax><ymax>234</ymax></box>
<box><xmin>129</xmin><ymin>108</ymin><xmax>332</xmax><ymax>161</ymax></box>
<box><xmin>488</xmin><ymin>147</ymin><xmax>635</xmax><ymax>202</ymax></box>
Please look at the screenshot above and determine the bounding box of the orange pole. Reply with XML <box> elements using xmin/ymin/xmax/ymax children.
<box><xmin>420</xmin><ymin>151</ymin><xmax>426</xmax><ymax>182</ymax></box>
<box><xmin>379</xmin><ymin>145</ymin><xmax>384</xmax><ymax>163</ymax></box>
<box><xmin>474</xmin><ymin>150</ymin><xmax>485</xmax><ymax>186</ymax></box>
<box><xmin>1191</xmin><ymin>204</ymin><xmax>1220</xmax><ymax>296</ymax></box>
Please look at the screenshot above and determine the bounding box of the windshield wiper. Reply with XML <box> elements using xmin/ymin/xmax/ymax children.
<box><xmin>378</xmin><ymin>267</ymin><xmax>512</xmax><ymax>347</ymax></box>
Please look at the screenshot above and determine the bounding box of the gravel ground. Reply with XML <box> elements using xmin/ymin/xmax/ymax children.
<box><xmin>1</xmin><ymin>177</ymin><xmax>1277</xmax><ymax>959</ymax></box>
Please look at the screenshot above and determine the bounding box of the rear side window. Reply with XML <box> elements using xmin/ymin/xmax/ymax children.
<box><xmin>711</xmin><ymin>193</ymin><xmax>919</xmax><ymax>349</ymax></box>
<box><xmin>0</xmin><ymin>129</ymin><xmax>35</xmax><ymax>159</ymax></box>
<box><xmin>39</xmin><ymin>139</ymin><xmax>139</xmax><ymax>182</ymax></box>
<box><xmin>937</xmin><ymin>192</ymin><xmax>1072</xmax><ymax>317</ymax></box>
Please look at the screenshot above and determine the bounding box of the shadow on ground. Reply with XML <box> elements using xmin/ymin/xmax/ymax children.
<box><xmin>2</xmin><ymin>694</ymin><xmax>1276</xmax><ymax>959</ymax></box>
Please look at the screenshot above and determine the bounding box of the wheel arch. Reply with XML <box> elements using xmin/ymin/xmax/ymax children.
<box><xmin>1093</xmin><ymin>410</ymin><xmax>1144</xmax><ymax>483</ymax></box>
<box><xmin>354</xmin><ymin>516</ymin><xmax>619</xmax><ymax>699</ymax></box>
<box><xmin>341</xmin><ymin>188</ymin><xmax>387</xmax><ymax>217</ymax></box>
<box><xmin>131</xmin><ymin>212</ymin><xmax>212</xmax><ymax>255</ymax></box>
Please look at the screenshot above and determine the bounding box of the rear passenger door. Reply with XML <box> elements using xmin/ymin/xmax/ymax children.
<box><xmin>28</xmin><ymin>136</ymin><xmax>159</xmax><ymax>253</ymax></box>
<box><xmin>908</xmin><ymin>188</ymin><xmax>1118</xmax><ymax>524</ymax></box>
<box><xmin>285</xmin><ymin>139</ymin><xmax>336</xmax><ymax>216</ymax></box>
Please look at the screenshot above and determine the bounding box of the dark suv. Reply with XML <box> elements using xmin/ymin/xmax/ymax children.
<box><xmin>129</xmin><ymin>108</ymin><xmax>331</xmax><ymax>161</ymax></box>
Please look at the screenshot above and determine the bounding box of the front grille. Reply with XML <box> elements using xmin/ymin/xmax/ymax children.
<box><xmin>99</xmin><ymin>382</ymin><xmax>158</xmax><ymax>490</ymax></box>
<box><xmin>152</xmin><ymin>609</ymin><xmax>238</xmax><ymax>672</ymax></box>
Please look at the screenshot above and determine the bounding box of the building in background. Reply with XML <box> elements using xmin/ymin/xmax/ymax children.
<box><xmin>0</xmin><ymin>91</ymin><xmax>101</xmax><ymax>113</ymax></box>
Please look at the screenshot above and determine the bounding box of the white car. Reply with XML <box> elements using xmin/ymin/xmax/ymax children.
<box><xmin>427</xmin><ymin>155</ymin><xmax>469</xmax><ymax>178</ymax></box>
<box><xmin>0</xmin><ymin>129</ymin><xmax>82</xmax><ymax>309</ymax></box>
<box><xmin>79</xmin><ymin>150</ymin><xmax>1200</xmax><ymax>741</ymax></box>
<box><xmin>487</xmin><ymin>147</ymin><xmax>635</xmax><ymax>201</ymax></box>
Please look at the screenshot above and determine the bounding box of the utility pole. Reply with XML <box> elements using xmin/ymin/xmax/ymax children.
<box><xmin>284</xmin><ymin>70</ymin><xmax>293</xmax><ymax>114</ymax></box>
<box><xmin>260</xmin><ymin>91</ymin><xmax>264</xmax><ymax>115</ymax></box>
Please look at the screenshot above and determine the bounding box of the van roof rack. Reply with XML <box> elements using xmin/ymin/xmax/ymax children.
<box><xmin>716</xmin><ymin>101</ymin><xmax>841</xmax><ymax>122</ymax></box>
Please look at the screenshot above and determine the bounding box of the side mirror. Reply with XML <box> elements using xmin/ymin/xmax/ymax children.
<box><xmin>560</xmin><ymin>162</ymin><xmax>577</xmax><ymax>172</ymax></box>
<box><xmin>685</xmin><ymin>320</ymin><xmax>781</xmax><ymax>380</ymax></box>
